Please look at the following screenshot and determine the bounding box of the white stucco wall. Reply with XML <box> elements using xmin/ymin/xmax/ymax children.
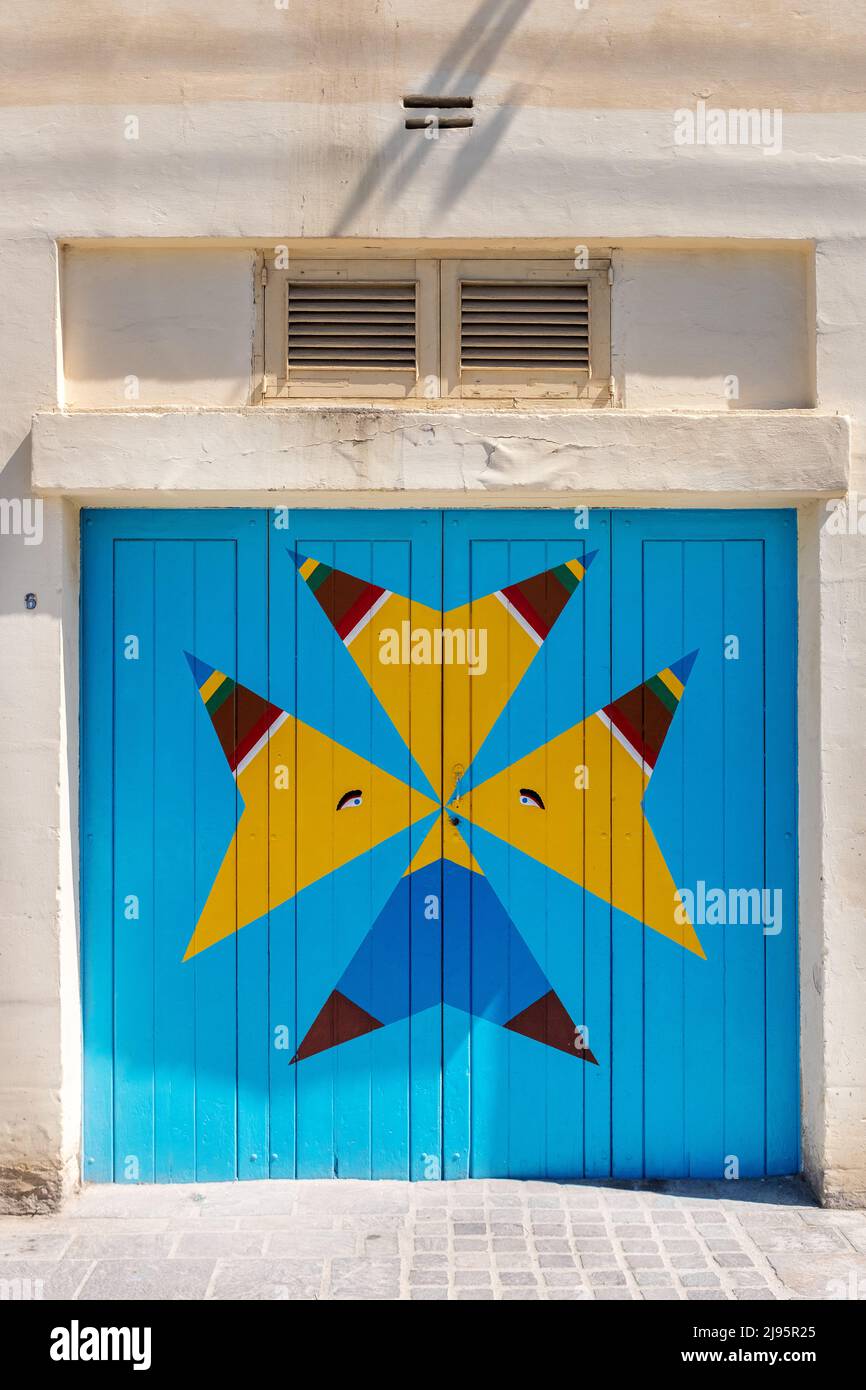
<box><xmin>62</xmin><ymin>248</ymin><xmax>255</xmax><ymax>408</ymax></box>
<box><xmin>614</xmin><ymin>248</ymin><xmax>813</xmax><ymax>411</ymax></box>
<box><xmin>1</xmin><ymin>0</ymin><xmax>865</xmax><ymax>1207</ymax></box>
<box><xmin>0</xmin><ymin>235</ymin><xmax>79</xmax><ymax>1208</ymax></box>
<box><xmin>807</xmin><ymin>239</ymin><xmax>866</xmax><ymax>1205</ymax></box>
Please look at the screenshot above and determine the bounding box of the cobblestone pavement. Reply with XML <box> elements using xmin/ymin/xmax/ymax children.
<box><xmin>1</xmin><ymin>1177</ymin><xmax>864</xmax><ymax>1301</ymax></box>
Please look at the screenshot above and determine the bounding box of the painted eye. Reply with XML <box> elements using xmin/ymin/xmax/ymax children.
<box><xmin>336</xmin><ymin>789</ymin><xmax>363</xmax><ymax>811</ymax></box>
<box><xmin>519</xmin><ymin>787</ymin><xmax>545</xmax><ymax>810</ymax></box>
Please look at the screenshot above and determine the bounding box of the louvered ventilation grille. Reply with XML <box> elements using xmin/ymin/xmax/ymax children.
<box><xmin>460</xmin><ymin>281</ymin><xmax>590</xmax><ymax>369</ymax></box>
<box><xmin>288</xmin><ymin>282</ymin><xmax>417</xmax><ymax>369</ymax></box>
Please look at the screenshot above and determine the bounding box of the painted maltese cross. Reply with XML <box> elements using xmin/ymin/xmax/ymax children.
<box><xmin>184</xmin><ymin>549</ymin><xmax>702</xmax><ymax>1068</ymax></box>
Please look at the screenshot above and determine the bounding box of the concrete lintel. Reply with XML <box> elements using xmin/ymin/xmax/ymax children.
<box><xmin>31</xmin><ymin>407</ymin><xmax>850</xmax><ymax>503</ymax></box>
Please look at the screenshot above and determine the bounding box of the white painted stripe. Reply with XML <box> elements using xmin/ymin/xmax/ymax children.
<box><xmin>343</xmin><ymin>588</ymin><xmax>392</xmax><ymax>648</ymax></box>
<box><xmin>596</xmin><ymin>710</ymin><xmax>651</xmax><ymax>776</ymax></box>
<box><xmin>495</xmin><ymin>590</ymin><xmax>542</xmax><ymax>646</ymax></box>
<box><xmin>233</xmin><ymin>709</ymin><xmax>290</xmax><ymax>779</ymax></box>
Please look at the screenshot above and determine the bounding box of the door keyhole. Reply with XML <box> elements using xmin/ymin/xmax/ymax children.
<box><xmin>450</xmin><ymin>764</ymin><xmax>465</xmax><ymax>821</ymax></box>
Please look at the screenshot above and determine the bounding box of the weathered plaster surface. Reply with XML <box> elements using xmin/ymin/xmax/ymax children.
<box><xmin>31</xmin><ymin>408</ymin><xmax>849</xmax><ymax>502</ymax></box>
<box><xmin>2</xmin><ymin>1</ymin><xmax>864</xmax><ymax>112</ymax></box>
<box><xmin>3</xmin><ymin>106</ymin><xmax>866</xmax><ymax>244</ymax></box>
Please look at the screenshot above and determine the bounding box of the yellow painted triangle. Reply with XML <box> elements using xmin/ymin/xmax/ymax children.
<box><xmin>441</xmin><ymin>558</ymin><xmax>592</xmax><ymax>772</ymax></box>
<box><xmin>442</xmin><ymin>592</ymin><xmax>544</xmax><ymax>763</ymax></box>
<box><xmin>184</xmin><ymin>714</ymin><xmax>439</xmax><ymax>960</ymax></box>
<box><xmin>461</xmin><ymin>714</ymin><xmax>704</xmax><ymax>957</ymax></box>
<box><xmin>340</xmin><ymin>592</ymin><xmax>444</xmax><ymax>795</ymax></box>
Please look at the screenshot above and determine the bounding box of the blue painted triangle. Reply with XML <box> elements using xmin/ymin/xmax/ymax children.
<box><xmin>669</xmin><ymin>648</ymin><xmax>699</xmax><ymax>685</ymax></box>
<box><xmin>183</xmin><ymin>649</ymin><xmax>216</xmax><ymax>687</ymax></box>
<box><xmin>294</xmin><ymin>860</ymin><xmax>587</xmax><ymax>1061</ymax></box>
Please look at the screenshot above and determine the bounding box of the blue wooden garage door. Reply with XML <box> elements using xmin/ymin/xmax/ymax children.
<box><xmin>81</xmin><ymin>508</ymin><xmax>798</xmax><ymax>1181</ymax></box>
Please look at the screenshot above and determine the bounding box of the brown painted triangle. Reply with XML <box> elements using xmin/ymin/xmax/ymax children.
<box><xmin>504</xmin><ymin>989</ymin><xmax>598</xmax><ymax>1064</ymax></box>
<box><xmin>291</xmin><ymin>989</ymin><xmax>384</xmax><ymax>1063</ymax></box>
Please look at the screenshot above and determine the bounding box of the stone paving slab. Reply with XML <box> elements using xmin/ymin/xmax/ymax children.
<box><xmin>0</xmin><ymin>1176</ymin><xmax>864</xmax><ymax>1300</ymax></box>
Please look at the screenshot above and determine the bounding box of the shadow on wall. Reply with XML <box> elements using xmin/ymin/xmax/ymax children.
<box><xmin>0</xmin><ymin>435</ymin><xmax>82</xmax><ymax>1211</ymax></box>
<box><xmin>330</xmin><ymin>0</ymin><xmax>533</xmax><ymax>234</ymax></box>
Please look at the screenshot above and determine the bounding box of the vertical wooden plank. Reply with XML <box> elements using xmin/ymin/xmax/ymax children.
<box><xmin>153</xmin><ymin>541</ymin><xmax>196</xmax><ymax>1181</ymax></box>
<box><xmin>81</xmin><ymin>514</ymin><xmax>115</xmax><ymax>1181</ymax></box>
<box><xmin>441</xmin><ymin>511</ymin><xmax>471</xmax><ymax>1178</ymax></box>
<box><xmin>503</xmin><ymin>537</ymin><xmax>549</xmax><ymax>1179</ymax></box>
<box><xmin>409</xmin><ymin>516</ymin><xmax>444</xmax><ymax>1181</ymax></box>
<box><xmin>583</xmin><ymin>513</ymin><xmax>612</xmax><ymax>1177</ymax></box>
<box><xmin>113</xmin><ymin>540</ymin><xmax>155</xmax><ymax>1183</ymax></box>
<box><xmin>540</xmin><ymin>524</ymin><xmax>591</xmax><ymax>1182</ymax></box>
<box><xmin>682</xmin><ymin>542</ymin><xmax>726</xmax><ymax>1176</ymax></box>
<box><xmin>764</xmin><ymin>513</ymin><xmax>799</xmax><ymax>1173</ymax></box>
<box><xmin>332</xmin><ymin>537</ymin><xmax>375</xmax><ymax>1178</ymax></box>
<box><xmin>370</xmin><ymin>537</ymin><xmax>412</xmax><ymax>1180</ymax></box>
<box><xmin>267</xmin><ymin>513</ymin><xmax>297</xmax><ymax>1178</ymax></box>
<box><xmin>467</xmin><ymin>535</ymin><xmax>515</xmax><ymax>1177</ymax></box>
<box><xmin>294</xmin><ymin>536</ymin><xmax>336</xmax><ymax>1177</ymax></box>
<box><xmin>440</xmin><ymin>515</ymin><xmax>469</xmax><ymax>1178</ymax></box>
<box><xmin>642</xmin><ymin>540</ymin><xmax>686</xmax><ymax>1176</ymax></box>
<box><xmin>193</xmin><ymin>541</ymin><xmax>238</xmax><ymax>1181</ymax></box>
<box><xmin>610</xmin><ymin>513</ymin><xmax>645</xmax><ymax>1176</ymax></box>
<box><xmin>236</xmin><ymin>513</ymin><xmax>270</xmax><ymax>1180</ymax></box>
<box><xmin>518</xmin><ymin>528</ymin><xmax>588</xmax><ymax>1181</ymax></box>
<box><xmin>722</xmin><ymin>540</ymin><xmax>766</xmax><ymax>1176</ymax></box>
<box><xmin>408</xmin><ymin>848</ymin><xmax>443</xmax><ymax>1183</ymax></box>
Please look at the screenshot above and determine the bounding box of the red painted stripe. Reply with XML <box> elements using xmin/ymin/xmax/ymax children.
<box><xmin>335</xmin><ymin>584</ymin><xmax>386</xmax><ymax>642</ymax></box>
<box><xmin>229</xmin><ymin>703</ymin><xmax>284</xmax><ymax>772</ymax></box>
<box><xmin>499</xmin><ymin>583</ymin><xmax>548</xmax><ymax>642</ymax></box>
<box><xmin>604</xmin><ymin>704</ymin><xmax>658</xmax><ymax>769</ymax></box>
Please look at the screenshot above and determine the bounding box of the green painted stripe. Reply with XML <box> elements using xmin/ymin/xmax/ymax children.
<box><xmin>647</xmin><ymin>674</ymin><xmax>678</xmax><ymax>714</ymax></box>
<box><xmin>205</xmin><ymin>677</ymin><xmax>236</xmax><ymax>715</ymax></box>
<box><xmin>553</xmin><ymin>562</ymin><xmax>579</xmax><ymax>594</ymax></box>
<box><xmin>305</xmin><ymin>561</ymin><xmax>332</xmax><ymax>594</ymax></box>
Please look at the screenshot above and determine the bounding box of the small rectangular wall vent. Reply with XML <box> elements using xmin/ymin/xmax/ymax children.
<box><xmin>402</xmin><ymin>95</ymin><xmax>473</xmax><ymax>108</ymax></box>
<box><xmin>402</xmin><ymin>94</ymin><xmax>474</xmax><ymax>131</ymax></box>
<box><xmin>287</xmin><ymin>282</ymin><xmax>417</xmax><ymax>369</ymax></box>
<box><xmin>404</xmin><ymin>116</ymin><xmax>473</xmax><ymax>130</ymax></box>
<box><xmin>459</xmin><ymin>281</ymin><xmax>590</xmax><ymax>370</ymax></box>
